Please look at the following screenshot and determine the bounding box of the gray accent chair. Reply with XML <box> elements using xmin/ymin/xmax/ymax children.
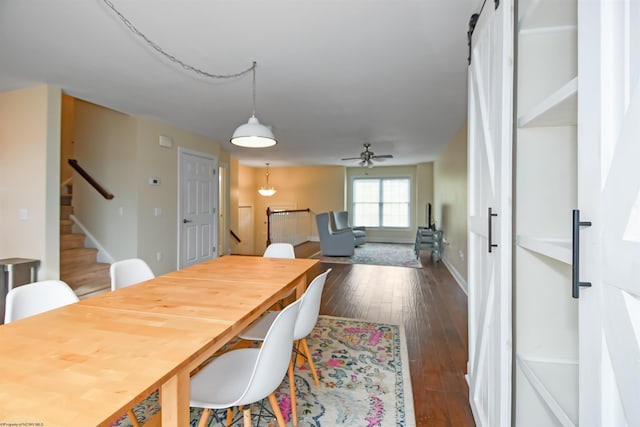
<box><xmin>332</xmin><ymin>211</ymin><xmax>366</xmax><ymax>246</ymax></box>
<box><xmin>315</xmin><ymin>212</ymin><xmax>355</xmax><ymax>256</ymax></box>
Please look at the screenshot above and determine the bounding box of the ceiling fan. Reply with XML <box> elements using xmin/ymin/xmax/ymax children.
<box><xmin>341</xmin><ymin>143</ymin><xmax>394</xmax><ymax>168</ymax></box>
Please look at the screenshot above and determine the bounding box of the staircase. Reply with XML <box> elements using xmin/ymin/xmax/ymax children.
<box><xmin>60</xmin><ymin>192</ymin><xmax>110</xmax><ymax>299</ymax></box>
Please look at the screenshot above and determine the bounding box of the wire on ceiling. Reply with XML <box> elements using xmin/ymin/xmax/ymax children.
<box><xmin>101</xmin><ymin>0</ymin><xmax>254</xmax><ymax>80</ymax></box>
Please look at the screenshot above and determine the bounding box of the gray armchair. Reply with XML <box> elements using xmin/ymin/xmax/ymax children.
<box><xmin>332</xmin><ymin>211</ymin><xmax>366</xmax><ymax>246</ymax></box>
<box><xmin>315</xmin><ymin>212</ymin><xmax>355</xmax><ymax>256</ymax></box>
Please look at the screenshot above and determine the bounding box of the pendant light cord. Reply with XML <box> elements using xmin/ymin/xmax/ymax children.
<box><xmin>252</xmin><ymin>61</ymin><xmax>257</xmax><ymax>117</ymax></box>
<box><xmin>102</xmin><ymin>0</ymin><xmax>255</xmax><ymax>80</ymax></box>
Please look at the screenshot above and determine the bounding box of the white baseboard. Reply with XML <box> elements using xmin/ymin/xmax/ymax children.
<box><xmin>442</xmin><ymin>256</ymin><xmax>467</xmax><ymax>295</ymax></box>
<box><xmin>69</xmin><ymin>214</ymin><xmax>114</xmax><ymax>264</ymax></box>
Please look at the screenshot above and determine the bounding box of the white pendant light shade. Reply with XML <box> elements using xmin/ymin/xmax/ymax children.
<box><xmin>258</xmin><ymin>163</ymin><xmax>277</xmax><ymax>197</ymax></box>
<box><xmin>258</xmin><ymin>187</ymin><xmax>277</xmax><ymax>197</ymax></box>
<box><xmin>231</xmin><ymin>115</ymin><xmax>277</xmax><ymax>148</ymax></box>
<box><xmin>230</xmin><ymin>62</ymin><xmax>277</xmax><ymax>148</ymax></box>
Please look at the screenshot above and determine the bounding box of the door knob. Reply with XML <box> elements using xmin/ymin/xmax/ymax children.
<box><xmin>183</xmin><ymin>219</ymin><xmax>192</xmax><ymax>224</ymax></box>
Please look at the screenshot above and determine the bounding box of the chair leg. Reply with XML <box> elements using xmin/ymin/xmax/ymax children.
<box><xmin>127</xmin><ymin>409</ymin><xmax>140</xmax><ymax>427</ymax></box>
<box><xmin>197</xmin><ymin>408</ymin><xmax>211</xmax><ymax>427</ymax></box>
<box><xmin>226</xmin><ymin>407</ymin><xmax>234</xmax><ymax>426</ymax></box>
<box><xmin>268</xmin><ymin>392</ymin><xmax>287</xmax><ymax>427</ymax></box>
<box><xmin>243</xmin><ymin>407</ymin><xmax>252</xmax><ymax>427</ymax></box>
<box><xmin>288</xmin><ymin>358</ymin><xmax>298</xmax><ymax>425</ymax></box>
<box><xmin>300</xmin><ymin>337</ymin><xmax>320</xmax><ymax>386</ymax></box>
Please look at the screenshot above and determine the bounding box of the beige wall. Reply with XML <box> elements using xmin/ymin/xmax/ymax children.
<box><xmin>60</xmin><ymin>94</ymin><xmax>74</xmax><ymax>185</ymax></box>
<box><xmin>434</xmin><ymin>123</ymin><xmax>468</xmax><ymax>290</ymax></box>
<box><xmin>416</xmin><ymin>162</ymin><xmax>435</xmax><ymax>226</ymax></box>
<box><xmin>73</xmin><ymin>98</ymin><xmax>227</xmax><ymax>274</ymax></box>
<box><xmin>0</xmin><ymin>85</ymin><xmax>61</xmax><ymax>279</ymax></box>
<box><xmin>252</xmin><ymin>165</ymin><xmax>345</xmax><ymax>254</ymax></box>
<box><xmin>73</xmin><ymin>99</ymin><xmax>138</xmax><ymax>260</ymax></box>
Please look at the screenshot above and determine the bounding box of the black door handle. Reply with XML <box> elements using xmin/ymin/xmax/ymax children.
<box><xmin>183</xmin><ymin>219</ymin><xmax>192</xmax><ymax>224</ymax></box>
<box><xmin>572</xmin><ymin>209</ymin><xmax>592</xmax><ymax>298</ymax></box>
<box><xmin>488</xmin><ymin>207</ymin><xmax>498</xmax><ymax>253</ymax></box>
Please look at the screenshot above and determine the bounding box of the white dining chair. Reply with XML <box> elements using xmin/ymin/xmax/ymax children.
<box><xmin>190</xmin><ymin>297</ymin><xmax>302</xmax><ymax>427</ymax></box>
<box><xmin>109</xmin><ymin>258</ymin><xmax>154</xmax><ymax>291</ymax></box>
<box><xmin>4</xmin><ymin>280</ymin><xmax>79</xmax><ymax>324</ymax></box>
<box><xmin>238</xmin><ymin>268</ymin><xmax>331</xmax><ymax>425</ymax></box>
<box><xmin>263</xmin><ymin>243</ymin><xmax>295</xmax><ymax>259</ymax></box>
<box><xmin>263</xmin><ymin>243</ymin><xmax>296</xmax><ymax>307</ymax></box>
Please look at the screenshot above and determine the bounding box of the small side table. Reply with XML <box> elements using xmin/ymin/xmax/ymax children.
<box><xmin>0</xmin><ymin>258</ymin><xmax>40</xmax><ymax>324</ymax></box>
<box><xmin>0</xmin><ymin>258</ymin><xmax>40</xmax><ymax>292</ymax></box>
<box><xmin>414</xmin><ymin>227</ymin><xmax>443</xmax><ymax>261</ymax></box>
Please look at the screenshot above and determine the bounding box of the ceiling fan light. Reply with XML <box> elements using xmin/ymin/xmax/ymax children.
<box><xmin>231</xmin><ymin>116</ymin><xmax>277</xmax><ymax>148</ymax></box>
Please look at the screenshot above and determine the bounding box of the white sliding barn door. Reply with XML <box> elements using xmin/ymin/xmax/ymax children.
<box><xmin>578</xmin><ymin>1</ymin><xmax>640</xmax><ymax>425</ymax></box>
<box><xmin>467</xmin><ymin>1</ymin><xmax>514</xmax><ymax>426</ymax></box>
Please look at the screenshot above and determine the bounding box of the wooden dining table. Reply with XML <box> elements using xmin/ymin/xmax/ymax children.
<box><xmin>0</xmin><ymin>255</ymin><xmax>319</xmax><ymax>427</ymax></box>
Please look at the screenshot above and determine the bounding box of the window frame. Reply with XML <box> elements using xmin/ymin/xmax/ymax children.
<box><xmin>351</xmin><ymin>176</ymin><xmax>412</xmax><ymax>229</ymax></box>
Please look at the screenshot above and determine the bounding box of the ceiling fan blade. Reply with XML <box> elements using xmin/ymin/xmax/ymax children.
<box><xmin>342</xmin><ymin>156</ymin><xmax>364</xmax><ymax>160</ymax></box>
<box><xmin>371</xmin><ymin>154</ymin><xmax>393</xmax><ymax>159</ymax></box>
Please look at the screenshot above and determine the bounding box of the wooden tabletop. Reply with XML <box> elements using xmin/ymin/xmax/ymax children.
<box><xmin>0</xmin><ymin>255</ymin><xmax>318</xmax><ymax>426</ymax></box>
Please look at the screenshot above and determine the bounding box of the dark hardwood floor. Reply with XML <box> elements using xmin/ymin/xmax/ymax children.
<box><xmin>296</xmin><ymin>242</ymin><xmax>475</xmax><ymax>427</ymax></box>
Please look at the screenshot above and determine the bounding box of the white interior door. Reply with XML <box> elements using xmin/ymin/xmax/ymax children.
<box><xmin>179</xmin><ymin>149</ymin><xmax>218</xmax><ymax>268</ymax></box>
<box><xmin>578</xmin><ymin>1</ymin><xmax>640</xmax><ymax>425</ymax></box>
<box><xmin>467</xmin><ymin>1</ymin><xmax>514</xmax><ymax>426</ymax></box>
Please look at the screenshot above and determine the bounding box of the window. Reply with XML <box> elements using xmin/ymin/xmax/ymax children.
<box><xmin>352</xmin><ymin>177</ymin><xmax>410</xmax><ymax>227</ymax></box>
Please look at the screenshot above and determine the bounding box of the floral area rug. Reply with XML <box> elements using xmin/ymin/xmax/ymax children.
<box><xmin>112</xmin><ymin>315</ymin><xmax>415</xmax><ymax>427</ymax></box>
<box><xmin>311</xmin><ymin>243</ymin><xmax>422</xmax><ymax>268</ymax></box>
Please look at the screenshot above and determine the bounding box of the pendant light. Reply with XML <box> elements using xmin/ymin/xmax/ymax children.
<box><xmin>231</xmin><ymin>62</ymin><xmax>277</xmax><ymax>148</ymax></box>
<box><xmin>102</xmin><ymin>3</ymin><xmax>275</xmax><ymax>147</ymax></box>
<box><xmin>258</xmin><ymin>163</ymin><xmax>277</xmax><ymax>197</ymax></box>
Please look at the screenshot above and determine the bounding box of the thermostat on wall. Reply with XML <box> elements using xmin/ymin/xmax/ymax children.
<box><xmin>159</xmin><ymin>135</ymin><xmax>173</xmax><ymax>148</ymax></box>
<box><xmin>149</xmin><ymin>176</ymin><xmax>161</xmax><ymax>185</ymax></box>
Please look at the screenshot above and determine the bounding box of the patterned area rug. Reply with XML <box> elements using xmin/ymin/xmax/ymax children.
<box><xmin>112</xmin><ymin>315</ymin><xmax>415</xmax><ymax>427</ymax></box>
<box><xmin>312</xmin><ymin>243</ymin><xmax>422</xmax><ymax>268</ymax></box>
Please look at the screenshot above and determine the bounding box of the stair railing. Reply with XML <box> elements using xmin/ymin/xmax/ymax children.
<box><xmin>266</xmin><ymin>207</ymin><xmax>311</xmax><ymax>246</ymax></box>
<box><xmin>230</xmin><ymin>230</ymin><xmax>242</xmax><ymax>243</ymax></box>
<box><xmin>68</xmin><ymin>159</ymin><xmax>114</xmax><ymax>200</ymax></box>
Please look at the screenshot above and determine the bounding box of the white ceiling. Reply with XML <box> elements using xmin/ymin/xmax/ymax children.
<box><xmin>0</xmin><ymin>0</ymin><xmax>477</xmax><ymax>168</ymax></box>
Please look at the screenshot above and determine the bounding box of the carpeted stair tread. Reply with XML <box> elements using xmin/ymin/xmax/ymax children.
<box><xmin>58</xmin><ymin>191</ymin><xmax>110</xmax><ymax>299</ymax></box>
<box><xmin>61</xmin><ymin>263</ymin><xmax>110</xmax><ymax>299</ymax></box>
<box><xmin>73</xmin><ymin>282</ymin><xmax>110</xmax><ymax>300</ymax></box>
<box><xmin>61</xmin><ymin>260</ymin><xmax>110</xmax><ymax>276</ymax></box>
<box><xmin>60</xmin><ymin>205</ymin><xmax>74</xmax><ymax>220</ymax></box>
<box><xmin>60</xmin><ymin>247</ymin><xmax>99</xmax><ymax>267</ymax></box>
<box><xmin>60</xmin><ymin>233</ymin><xmax>85</xmax><ymax>250</ymax></box>
<box><xmin>60</xmin><ymin>219</ymin><xmax>74</xmax><ymax>234</ymax></box>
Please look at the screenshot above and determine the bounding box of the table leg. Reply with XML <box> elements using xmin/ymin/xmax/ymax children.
<box><xmin>295</xmin><ymin>276</ymin><xmax>306</xmax><ymax>299</ymax></box>
<box><xmin>161</xmin><ymin>369</ymin><xmax>190</xmax><ymax>426</ymax></box>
